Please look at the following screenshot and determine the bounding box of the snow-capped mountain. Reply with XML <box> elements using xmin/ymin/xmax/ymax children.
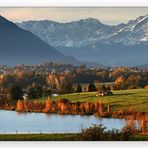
<box><xmin>17</xmin><ymin>18</ymin><xmax>115</xmax><ymax>48</ymax></box>
<box><xmin>17</xmin><ymin>14</ymin><xmax>148</xmax><ymax>66</ymax></box>
<box><xmin>109</xmin><ymin>14</ymin><xmax>148</xmax><ymax>45</ymax></box>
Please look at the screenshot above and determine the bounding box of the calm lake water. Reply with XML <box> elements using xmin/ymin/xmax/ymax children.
<box><xmin>0</xmin><ymin>110</ymin><xmax>128</xmax><ymax>134</ymax></box>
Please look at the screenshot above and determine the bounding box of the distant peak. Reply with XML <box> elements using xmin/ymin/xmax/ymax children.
<box><xmin>85</xmin><ymin>18</ymin><xmax>98</xmax><ymax>21</ymax></box>
<box><xmin>135</xmin><ymin>14</ymin><xmax>148</xmax><ymax>22</ymax></box>
<box><xmin>80</xmin><ymin>18</ymin><xmax>100</xmax><ymax>22</ymax></box>
<box><xmin>127</xmin><ymin>14</ymin><xmax>148</xmax><ymax>25</ymax></box>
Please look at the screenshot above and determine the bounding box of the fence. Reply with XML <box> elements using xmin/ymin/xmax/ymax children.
<box><xmin>0</xmin><ymin>130</ymin><xmax>78</xmax><ymax>134</ymax></box>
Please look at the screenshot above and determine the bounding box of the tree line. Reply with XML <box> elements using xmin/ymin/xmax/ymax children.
<box><xmin>0</xmin><ymin>66</ymin><xmax>148</xmax><ymax>100</ymax></box>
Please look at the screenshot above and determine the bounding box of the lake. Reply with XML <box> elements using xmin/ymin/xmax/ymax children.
<box><xmin>0</xmin><ymin>110</ymin><xmax>129</xmax><ymax>134</ymax></box>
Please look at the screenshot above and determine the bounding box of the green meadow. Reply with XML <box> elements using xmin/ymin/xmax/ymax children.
<box><xmin>0</xmin><ymin>133</ymin><xmax>147</xmax><ymax>141</ymax></box>
<box><xmin>35</xmin><ymin>89</ymin><xmax>148</xmax><ymax>112</ymax></box>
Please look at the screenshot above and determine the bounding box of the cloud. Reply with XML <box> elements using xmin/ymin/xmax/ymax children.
<box><xmin>0</xmin><ymin>7</ymin><xmax>147</xmax><ymax>25</ymax></box>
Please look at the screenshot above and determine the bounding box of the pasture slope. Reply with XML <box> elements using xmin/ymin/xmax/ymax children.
<box><xmin>35</xmin><ymin>89</ymin><xmax>148</xmax><ymax>112</ymax></box>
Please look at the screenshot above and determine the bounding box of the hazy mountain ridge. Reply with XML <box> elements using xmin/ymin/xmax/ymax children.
<box><xmin>17</xmin><ymin>18</ymin><xmax>116</xmax><ymax>48</ymax></box>
<box><xmin>0</xmin><ymin>15</ymin><xmax>81</xmax><ymax>66</ymax></box>
<box><xmin>0</xmin><ymin>15</ymin><xmax>105</xmax><ymax>67</ymax></box>
<box><xmin>17</xmin><ymin>14</ymin><xmax>148</xmax><ymax>66</ymax></box>
<box><xmin>17</xmin><ymin>15</ymin><xmax>148</xmax><ymax>47</ymax></box>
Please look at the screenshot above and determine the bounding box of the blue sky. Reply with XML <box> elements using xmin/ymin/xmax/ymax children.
<box><xmin>0</xmin><ymin>7</ymin><xmax>148</xmax><ymax>25</ymax></box>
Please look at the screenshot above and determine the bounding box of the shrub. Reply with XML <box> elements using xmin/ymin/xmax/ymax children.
<box><xmin>78</xmin><ymin>124</ymin><xmax>106</xmax><ymax>141</ymax></box>
<box><xmin>77</xmin><ymin>124</ymin><xmax>135</xmax><ymax>141</ymax></box>
<box><xmin>120</xmin><ymin>127</ymin><xmax>135</xmax><ymax>141</ymax></box>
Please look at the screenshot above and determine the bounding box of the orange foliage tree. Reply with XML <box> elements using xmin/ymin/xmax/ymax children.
<box><xmin>61</xmin><ymin>103</ymin><xmax>67</xmax><ymax>113</ymax></box>
<box><xmin>107</xmin><ymin>105</ymin><xmax>110</xmax><ymax>112</ymax></box>
<box><xmin>34</xmin><ymin>100</ymin><xmax>39</xmax><ymax>110</ymax></box>
<box><xmin>99</xmin><ymin>99</ymin><xmax>103</xmax><ymax>114</ymax></box>
<box><xmin>84</xmin><ymin>102</ymin><xmax>90</xmax><ymax>113</ymax></box>
<box><xmin>80</xmin><ymin>103</ymin><xmax>85</xmax><ymax>113</ymax></box>
<box><xmin>89</xmin><ymin>103</ymin><xmax>95</xmax><ymax>112</ymax></box>
<box><xmin>24</xmin><ymin>99</ymin><xmax>29</xmax><ymax>111</ymax></box>
<box><xmin>16</xmin><ymin>99</ymin><xmax>24</xmax><ymax>112</ymax></box>
<box><xmin>45</xmin><ymin>98</ymin><xmax>51</xmax><ymax>111</ymax></box>
<box><xmin>94</xmin><ymin>102</ymin><xmax>99</xmax><ymax>112</ymax></box>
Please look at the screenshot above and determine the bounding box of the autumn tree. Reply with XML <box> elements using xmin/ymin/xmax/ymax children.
<box><xmin>16</xmin><ymin>99</ymin><xmax>24</xmax><ymax>112</ymax></box>
<box><xmin>88</xmin><ymin>83</ymin><xmax>97</xmax><ymax>92</ymax></box>
<box><xmin>45</xmin><ymin>98</ymin><xmax>51</xmax><ymax>111</ymax></box>
<box><xmin>85</xmin><ymin>102</ymin><xmax>90</xmax><ymax>113</ymax></box>
<box><xmin>28</xmin><ymin>85</ymin><xmax>43</xmax><ymax>99</ymax></box>
<box><xmin>76</xmin><ymin>84</ymin><xmax>82</xmax><ymax>93</ymax></box>
<box><xmin>99</xmin><ymin>99</ymin><xmax>103</xmax><ymax>114</ymax></box>
<box><xmin>100</xmin><ymin>85</ymin><xmax>107</xmax><ymax>91</ymax></box>
<box><xmin>28</xmin><ymin>87</ymin><xmax>37</xmax><ymax>99</ymax></box>
<box><xmin>8</xmin><ymin>85</ymin><xmax>23</xmax><ymax>100</ymax></box>
<box><xmin>114</xmin><ymin>76</ymin><xmax>125</xmax><ymax>90</ymax></box>
<box><xmin>125</xmin><ymin>75</ymin><xmax>140</xmax><ymax>89</ymax></box>
<box><xmin>80</xmin><ymin>103</ymin><xmax>86</xmax><ymax>113</ymax></box>
<box><xmin>42</xmin><ymin>89</ymin><xmax>51</xmax><ymax>97</ymax></box>
<box><xmin>24</xmin><ymin>99</ymin><xmax>29</xmax><ymax>111</ymax></box>
<box><xmin>0</xmin><ymin>75</ymin><xmax>16</xmax><ymax>88</ymax></box>
<box><xmin>58</xmin><ymin>79</ymin><xmax>73</xmax><ymax>94</ymax></box>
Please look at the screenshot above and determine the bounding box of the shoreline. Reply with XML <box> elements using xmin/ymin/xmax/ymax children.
<box><xmin>1</xmin><ymin>106</ymin><xmax>148</xmax><ymax>121</ymax></box>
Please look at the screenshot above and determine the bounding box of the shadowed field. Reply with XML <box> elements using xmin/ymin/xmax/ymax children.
<box><xmin>0</xmin><ymin>133</ymin><xmax>147</xmax><ymax>141</ymax></box>
<box><xmin>0</xmin><ymin>133</ymin><xmax>77</xmax><ymax>141</ymax></box>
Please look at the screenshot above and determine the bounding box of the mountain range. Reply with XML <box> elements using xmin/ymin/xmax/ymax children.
<box><xmin>0</xmin><ymin>15</ymin><xmax>100</xmax><ymax>66</ymax></box>
<box><xmin>17</xmin><ymin>14</ymin><xmax>148</xmax><ymax>66</ymax></box>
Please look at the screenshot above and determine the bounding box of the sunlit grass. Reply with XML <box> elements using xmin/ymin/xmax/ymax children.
<box><xmin>35</xmin><ymin>89</ymin><xmax>148</xmax><ymax>112</ymax></box>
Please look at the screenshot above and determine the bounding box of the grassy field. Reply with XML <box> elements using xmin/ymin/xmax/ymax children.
<box><xmin>0</xmin><ymin>133</ymin><xmax>147</xmax><ymax>141</ymax></box>
<box><xmin>35</xmin><ymin>89</ymin><xmax>148</xmax><ymax>112</ymax></box>
<box><xmin>0</xmin><ymin>133</ymin><xmax>77</xmax><ymax>141</ymax></box>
